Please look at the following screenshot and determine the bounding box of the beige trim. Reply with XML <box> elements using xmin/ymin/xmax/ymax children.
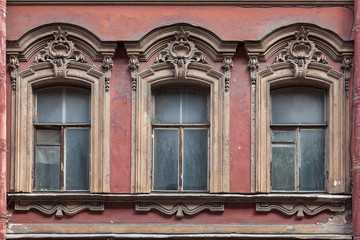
<box><xmin>13</xmin><ymin>62</ymin><xmax>110</xmax><ymax>193</ymax></box>
<box><xmin>6</xmin><ymin>223</ymin><xmax>352</xmax><ymax>237</ymax></box>
<box><xmin>131</xmin><ymin>62</ymin><xmax>229</xmax><ymax>193</ymax></box>
<box><xmin>254</xmin><ymin>62</ymin><xmax>347</xmax><ymax>193</ymax></box>
<box><xmin>6</xmin><ymin>0</ymin><xmax>354</xmax><ymax>5</ymax></box>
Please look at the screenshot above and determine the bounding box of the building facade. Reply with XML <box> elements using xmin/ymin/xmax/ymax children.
<box><xmin>0</xmin><ymin>0</ymin><xmax>359</xmax><ymax>239</ymax></box>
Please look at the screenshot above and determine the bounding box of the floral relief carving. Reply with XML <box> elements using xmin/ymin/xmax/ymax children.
<box><xmin>102</xmin><ymin>56</ymin><xmax>114</xmax><ymax>92</ymax></box>
<box><xmin>8</xmin><ymin>55</ymin><xmax>19</xmax><ymax>91</ymax></box>
<box><xmin>256</xmin><ymin>202</ymin><xmax>345</xmax><ymax>219</ymax></box>
<box><xmin>128</xmin><ymin>55</ymin><xmax>139</xmax><ymax>92</ymax></box>
<box><xmin>135</xmin><ymin>202</ymin><xmax>224</xmax><ymax>219</ymax></box>
<box><xmin>15</xmin><ymin>200</ymin><xmax>104</xmax><ymax>218</ymax></box>
<box><xmin>273</xmin><ymin>26</ymin><xmax>328</xmax><ymax>79</ymax></box>
<box><xmin>248</xmin><ymin>56</ymin><xmax>259</xmax><ymax>85</ymax></box>
<box><xmin>341</xmin><ymin>57</ymin><xmax>352</xmax><ymax>94</ymax></box>
<box><xmin>154</xmin><ymin>27</ymin><xmax>207</xmax><ymax>79</ymax></box>
<box><xmin>222</xmin><ymin>57</ymin><xmax>233</xmax><ymax>92</ymax></box>
<box><xmin>34</xmin><ymin>26</ymin><xmax>87</xmax><ymax>78</ymax></box>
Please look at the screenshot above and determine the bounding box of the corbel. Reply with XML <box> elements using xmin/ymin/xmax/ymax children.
<box><xmin>248</xmin><ymin>56</ymin><xmax>259</xmax><ymax>85</ymax></box>
<box><xmin>102</xmin><ymin>55</ymin><xmax>114</xmax><ymax>92</ymax></box>
<box><xmin>135</xmin><ymin>202</ymin><xmax>224</xmax><ymax>219</ymax></box>
<box><xmin>341</xmin><ymin>56</ymin><xmax>352</xmax><ymax>94</ymax></box>
<box><xmin>15</xmin><ymin>200</ymin><xmax>104</xmax><ymax>218</ymax></box>
<box><xmin>8</xmin><ymin>55</ymin><xmax>19</xmax><ymax>91</ymax></box>
<box><xmin>128</xmin><ymin>55</ymin><xmax>139</xmax><ymax>92</ymax></box>
<box><xmin>256</xmin><ymin>202</ymin><xmax>345</xmax><ymax>219</ymax></box>
<box><xmin>222</xmin><ymin>57</ymin><xmax>233</xmax><ymax>92</ymax></box>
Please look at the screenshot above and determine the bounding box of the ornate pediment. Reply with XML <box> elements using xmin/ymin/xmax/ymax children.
<box><xmin>34</xmin><ymin>27</ymin><xmax>87</xmax><ymax>78</ymax></box>
<box><xmin>153</xmin><ymin>28</ymin><xmax>207</xmax><ymax>79</ymax></box>
<box><xmin>273</xmin><ymin>26</ymin><xmax>328</xmax><ymax>79</ymax></box>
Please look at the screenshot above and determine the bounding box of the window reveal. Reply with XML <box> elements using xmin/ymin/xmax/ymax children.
<box><xmin>270</xmin><ymin>87</ymin><xmax>327</xmax><ymax>191</ymax></box>
<box><xmin>152</xmin><ymin>87</ymin><xmax>209</xmax><ymax>191</ymax></box>
<box><xmin>34</xmin><ymin>86</ymin><xmax>90</xmax><ymax>191</ymax></box>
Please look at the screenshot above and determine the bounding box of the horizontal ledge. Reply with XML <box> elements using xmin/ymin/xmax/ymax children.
<box><xmin>6</xmin><ymin>0</ymin><xmax>354</xmax><ymax>5</ymax></box>
<box><xmin>7</xmin><ymin>193</ymin><xmax>351</xmax><ymax>202</ymax></box>
<box><xmin>5</xmin><ymin>233</ymin><xmax>353</xmax><ymax>239</ymax></box>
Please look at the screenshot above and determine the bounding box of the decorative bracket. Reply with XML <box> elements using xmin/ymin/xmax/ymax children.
<box><xmin>102</xmin><ymin>56</ymin><xmax>114</xmax><ymax>92</ymax></box>
<box><xmin>15</xmin><ymin>200</ymin><xmax>104</xmax><ymax>218</ymax></box>
<box><xmin>128</xmin><ymin>55</ymin><xmax>139</xmax><ymax>92</ymax></box>
<box><xmin>153</xmin><ymin>27</ymin><xmax>207</xmax><ymax>79</ymax></box>
<box><xmin>273</xmin><ymin>26</ymin><xmax>328</xmax><ymax>79</ymax></box>
<box><xmin>222</xmin><ymin>57</ymin><xmax>233</xmax><ymax>92</ymax></box>
<box><xmin>135</xmin><ymin>202</ymin><xmax>224</xmax><ymax>219</ymax></box>
<box><xmin>256</xmin><ymin>202</ymin><xmax>345</xmax><ymax>219</ymax></box>
<box><xmin>248</xmin><ymin>56</ymin><xmax>259</xmax><ymax>85</ymax></box>
<box><xmin>8</xmin><ymin>55</ymin><xmax>19</xmax><ymax>91</ymax></box>
<box><xmin>34</xmin><ymin>26</ymin><xmax>87</xmax><ymax>78</ymax></box>
<box><xmin>341</xmin><ymin>57</ymin><xmax>352</xmax><ymax>94</ymax></box>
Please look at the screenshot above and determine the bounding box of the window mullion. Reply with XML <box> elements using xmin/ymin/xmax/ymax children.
<box><xmin>296</xmin><ymin>127</ymin><xmax>300</xmax><ymax>191</ymax></box>
<box><xmin>60</xmin><ymin>126</ymin><xmax>65</xmax><ymax>190</ymax></box>
<box><xmin>179</xmin><ymin>126</ymin><xmax>183</xmax><ymax>191</ymax></box>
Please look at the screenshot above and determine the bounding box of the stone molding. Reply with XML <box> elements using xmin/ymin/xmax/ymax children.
<box><xmin>7</xmin><ymin>23</ymin><xmax>117</xmax><ymax>62</ymax></box>
<box><xmin>7</xmin><ymin>0</ymin><xmax>354</xmax><ymax>5</ymax></box>
<box><xmin>245</xmin><ymin>23</ymin><xmax>353</xmax><ymax>63</ymax></box>
<box><xmin>256</xmin><ymin>202</ymin><xmax>345</xmax><ymax>219</ymax></box>
<box><xmin>15</xmin><ymin>200</ymin><xmax>104</xmax><ymax>218</ymax></box>
<box><xmin>135</xmin><ymin>202</ymin><xmax>224</xmax><ymax>219</ymax></box>
<box><xmin>125</xmin><ymin>24</ymin><xmax>237</xmax><ymax>62</ymax></box>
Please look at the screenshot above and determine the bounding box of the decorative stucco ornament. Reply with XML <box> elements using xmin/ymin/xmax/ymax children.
<box><xmin>222</xmin><ymin>57</ymin><xmax>233</xmax><ymax>92</ymax></box>
<box><xmin>128</xmin><ymin>55</ymin><xmax>139</xmax><ymax>92</ymax></box>
<box><xmin>35</xmin><ymin>26</ymin><xmax>87</xmax><ymax>77</ymax></box>
<box><xmin>248</xmin><ymin>56</ymin><xmax>259</xmax><ymax>85</ymax></box>
<box><xmin>8</xmin><ymin>55</ymin><xmax>19</xmax><ymax>91</ymax></box>
<box><xmin>102</xmin><ymin>56</ymin><xmax>114</xmax><ymax>92</ymax></box>
<box><xmin>273</xmin><ymin>26</ymin><xmax>328</xmax><ymax>79</ymax></box>
<box><xmin>341</xmin><ymin>57</ymin><xmax>352</xmax><ymax>94</ymax></box>
<box><xmin>154</xmin><ymin>27</ymin><xmax>207</xmax><ymax>79</ymax></box>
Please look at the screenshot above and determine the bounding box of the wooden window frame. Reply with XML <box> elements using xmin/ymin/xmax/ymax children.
<box><xmin>12</xmin><ymin>61</ymin><xmax>110</xmax><ymax>193</ymax></box>
<box><xmin>131</xmin><ymin>62</ymin><xmax>230</xmax><ymax>193</ymax></box>
<box><xmin>253</xmin><ymin>62</ymin><xmax>348</xmax><ymax>193</ymax></box>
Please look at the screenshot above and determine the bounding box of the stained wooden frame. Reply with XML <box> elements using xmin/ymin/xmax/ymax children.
<box><xmin>254</xmin><ymin>62</ymin><xmax>347</xmax><ymax>193</ymax></box>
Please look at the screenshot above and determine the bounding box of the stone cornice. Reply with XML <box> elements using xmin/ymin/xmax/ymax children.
<box><xmin>6</xmin><ymin>0</ymin><xmax>354</xmax><ymax>5</ymax></box>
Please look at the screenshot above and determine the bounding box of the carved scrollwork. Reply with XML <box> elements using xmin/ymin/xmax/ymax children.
<box><xmin>15</xmin><ymin>200</ymin><xmax>104</xmax><ymax>218</ymax></box>
<box><xmin>135</xmin><ymin>202</ymin><xmax>224</xmax><ymax>219</ymax></box>
<box><xmin>222</xmin><ymin>57</ymin><xmax>233</xmax><ymax>92</ymax></box>
<box><xmin>128</xmin><ymin>55</ymin><xmax>139</xmax><ymax>92</ymax></box>
<box><xmin>248</xmin><ymin>56</ymin><xmax>259</xmax><ymax>85</ymax></box>
<box><xmin>341</xmin><ymin>57</ymin><xmax>352</xmax><ymax>93</ymax></box>
<box><xmin>273</xmin><ymin>26</ymin><xmax>328</xmax><ymax>79</ymax></box>
<box><xmin>256</xmin><ymin>202</ymin><xmax>345</xmax><ymax>219</ymax></box>
<box><xmin>154</xmin><ymin>27</ymin><xmax>207</xmax><ymax>79</ymax></box>
<box><xmin>8</xmin><ymin>55</ymin><xmax>19</xmax><ymax>91</ymax></box>
<box><xmin>102</xmin><ymin>56</ymin><xmax>114</xmax><ymax>92</ymax></box>
<box><xmin>34</xmin><ymin>27</ymin><xmax>87</xmax><ymax>78</ymax></box>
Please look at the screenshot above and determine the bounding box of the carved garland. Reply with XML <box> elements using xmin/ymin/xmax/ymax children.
<box><xmin>128</xmin><ymin>55</ymin><xmax>139</xmax><ymax>92</ymax></box>
<box><xmin>15</xmin><ymin>200</ymin><xmax>104</xmax><ymax>218</ymax></box>
<box><xmin>153</xmin><ymin>27</ymin><xmax>207</xmax><ymax>80</ymax></box>
<box><xmin>222</xmin><ymin>57</ymin><xmax>233</xmax><ymax>92</ymax></box>
<box><xmin>8</xmin><ymin>55</ymin><xmax>19</xmax><ymax>91</ymax></box>
<box><xmin>102</xmin><ymin>56</ymin><xmax>114</xmax><ymax>92</ymax></box>
<box><xmin>248</xmin><ymin>56</ymin><xmax>259</xmax><ymax>85</ymax></box>
<box><xmin>341</xmin><ymin>57</ymin><xmax>352</xmax><ymax>94</ymax></box>
<box><xmin>273</xmin><ymin>26</ymin><xmax>328</xmax><ymax>79</ymax></box>
<box><xmin>135</xmin><ymin>202</ymin><xmax>224</xmax><ymax>219</ymax></box>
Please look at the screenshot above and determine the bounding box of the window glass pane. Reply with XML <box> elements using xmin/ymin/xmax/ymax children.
<box><xmin>65</xmin><ymin>88</ymin><xmax>90</xmax><ymax>123</ymax></box>
<box><xmin>271</xmin><ymin>87</ymin><xmax>325</xmax><ymax>124</ymax></box>
<box><xmin>36</xmin><ymin>129</ymin><xmax>60</xmax><ymax>144</ymax></box>
<box><xmin>182</xmin><ymin>89</ymin><xmax>209</xmax><ymax>124</ymax></box>
<box><xmin>300</xmin><ymin>129</ymin><xmax>326</xmax><ymax>191</ymax></box>
<box><xmin>272</xmin><ymin>131</ymin><xmax>295</xmax><ymax>142</ymax></box>
<box><xmin>153</xmin><ymin>129</ymin><xmax>179</xmax><ymax>190</ymax></box>
<box><xmin>154</xmin><ymin>89</ymin><xmax>180</xmax><ymax>124</ymax></box>
<box><xmin>65</xmin><ymin>128</ymin><xmax>90</xmax><ymax>190</ymax></box>
<box><xmin>35</xmin><ymin>146</ymin><xmax>60</xmax><ymax>190</ymax></box>
<box><xmin>271</xmin><ymin>144</ymin><xmax>296</xmax><ymax>191</ymax></box>
<box><xmin>36</xmin><ymin>88</ymin><xmax>63</xmax><ymax>123</ymax></box>
<box><xmin>183</xmin><ymin>129</ymin><xmax>208</xmax><ymax>190</ymax></box>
